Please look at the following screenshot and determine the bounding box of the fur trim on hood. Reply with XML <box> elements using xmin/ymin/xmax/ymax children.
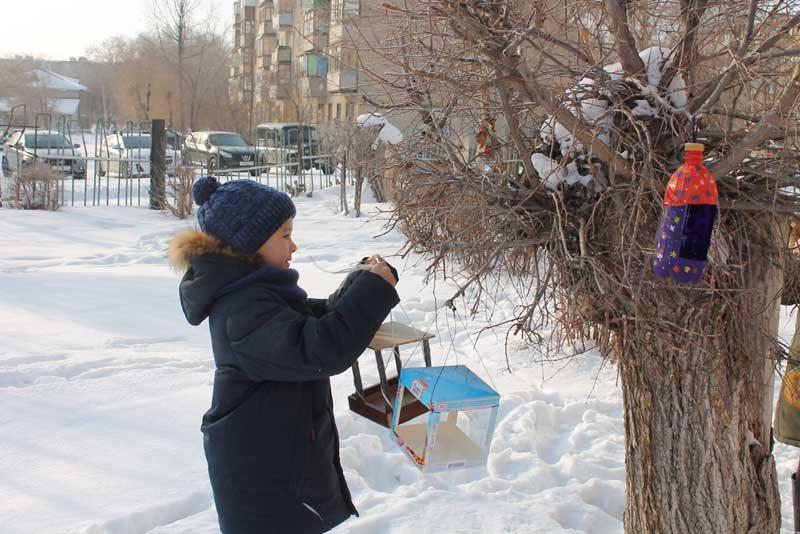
<box><xmin>169</xmin><ymin>228</ymin><xmax>261</xmax><ymax>272</ymax></box>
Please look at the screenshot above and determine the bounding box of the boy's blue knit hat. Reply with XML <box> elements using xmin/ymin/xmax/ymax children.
<box><xmin>192</xmin><ymin>176</ymin><xmax>296</xmax><ymax>253</ymax></box>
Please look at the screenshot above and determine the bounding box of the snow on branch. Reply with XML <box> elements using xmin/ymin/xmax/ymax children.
<box><xmin>356</xmin><ymin>112</ymin><xmax>404</xmax><ymax>149</ymax></box>
<box><xmin>533</xmin><ymin>47</ymin><xmax>687</xmax><ymax>191</ymax></box>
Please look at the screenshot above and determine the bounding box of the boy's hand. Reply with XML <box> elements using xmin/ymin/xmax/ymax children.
<box><xmin>368</xmin><ymin>259</ymin><xmax>397</xmax><ymax>287</ymax></box>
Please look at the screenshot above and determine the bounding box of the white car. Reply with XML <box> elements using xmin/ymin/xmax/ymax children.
<box><xmin>3</xmin><ymin>130</ymin><xmax>86</xmax><ymax>179</ymax></box>
<box><xmin>98</xmin><ymin>133</ymin><xmax>179</xmax><ymax>177</ymax></box>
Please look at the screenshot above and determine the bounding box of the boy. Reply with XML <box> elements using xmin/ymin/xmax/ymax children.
<box><xmin>170</xmin><ymin>176</ymin><xmax>399</xmax><ymax>533</ymax></box>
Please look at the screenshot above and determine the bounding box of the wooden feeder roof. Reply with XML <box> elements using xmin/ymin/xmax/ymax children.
<box><xmin>368</xmin><ymin>321</ymin><xmax>434</xmax><ymax>350</ymax></box>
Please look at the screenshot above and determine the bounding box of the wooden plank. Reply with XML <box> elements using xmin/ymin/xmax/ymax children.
<box><xmin>347</xmin><ymin>376</ymin><xmax>429</xmax><ymax>428</ymax></box>
<box><xmin>369</xmin><ymin>321</ymin><xmax>434</xmax><ymax>350</ymax></box>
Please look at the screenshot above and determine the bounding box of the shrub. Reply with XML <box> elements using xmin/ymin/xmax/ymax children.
<box><xmin>167</xmin><ymin>166</ymin><xmax>195</xmax><ymax>219</ymax></box>
<box><xmin>9</xmin><ymin>163</ymin><xmax>61</xmax><ymax>211</ymax></box>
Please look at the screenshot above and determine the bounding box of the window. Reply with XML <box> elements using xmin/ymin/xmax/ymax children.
<box><xmin>331</xmin><ymin>0</ymin><xmax>342</xmax><ymax>23</ymax></box>
<box><xmin>343</xmin><ymin>0</ymin><xmax>359</xmax><ymax>17</ymax></box>
<box><xmin>332</xmin><ymin>0</ymin><xmax>358</xmax><ymax>23</ymax></box>
<box><xmin>258</xmin><ymin>128</ymin><xmax>278</xmax><ymax>147</ymax></box>
<box><xmin>328</xmin><ymin>46</ymin><xmax>340</xmax><ymax>71</ymax></box>
<box><xmin>208</xmin><ymin>133</ymin><xmax>248</xmax><ymax>147</ymax></box>
<box><xmin>300</xmin><ymin>53</ymin><xmax>327</xmax><ymax>76</ymax></box>
<box><xmin>328</xmin><ymin>103</ymin><xmax>333</xmax><ymax>122</ymax></box>
<box><xmin>244</xmin><ymin>20</ymin><xmax>255</xmax><ymax>39</ymax></box>
<box><xmin>122</xmin><ymin>135</ymin><xmax>152</xmax><ymax>149</ymax></box>
<box><xmin>336</xmin><ymin>103</ymin><xmax>342</xmax><ymax>119</ymax></box>
<box><xmin>24</xmin><ymin>133</ymin><xmax>72</xmax><ymax>149</ymax></box>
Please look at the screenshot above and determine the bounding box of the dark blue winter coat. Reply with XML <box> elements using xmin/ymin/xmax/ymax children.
<box><xmin>170</xmin><ymin>229</ymin><xmax>400</xmax><ymax>534</ymax></box>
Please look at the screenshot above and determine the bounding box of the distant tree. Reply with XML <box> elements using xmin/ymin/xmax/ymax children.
<box><xmin>88</xmin><ymin>24</ymin><xmax>234</xmax><ymax>132</ymax></box>
<box><xmin>148</xmin><ymin>0</ymin><xmax>213</xmax><ymax>131</ymax></box>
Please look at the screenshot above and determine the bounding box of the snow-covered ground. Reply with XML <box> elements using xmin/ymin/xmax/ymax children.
<box><xmin>0</xmin><ymin>185</ymin><xmax>798</xmax><ymax>533</ymax></box>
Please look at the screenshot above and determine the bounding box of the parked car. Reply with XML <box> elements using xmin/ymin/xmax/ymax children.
<box><xmin>182</xmin><ymin>131</ymin><xmax>259</xmax><ymax>175</ymax></box>
<box><xmin>255</xmin><ymin>123</ymin><xmax>334</xmax><ymax>175</ymax></box>
<box><xmin>3</xmin><ymin>130</ymin><xmax>86</xmax><ymax>179</ymax></box>
<box><xmin>98</xmin><ymin>132</ymin><xmax>179</xmax><ymax>177</ymax></box>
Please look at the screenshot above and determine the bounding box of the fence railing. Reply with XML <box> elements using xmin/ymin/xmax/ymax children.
<box><xmin>0</xmin><ymin>117</ymin><xmax>345</xmax><ymax>209</ymax></box>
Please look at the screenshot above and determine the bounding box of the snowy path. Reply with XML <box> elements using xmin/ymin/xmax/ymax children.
<box><xmin>0</xmin><ymin>186</ymin><xmax>797</xmax><ymax>533</ymax></box>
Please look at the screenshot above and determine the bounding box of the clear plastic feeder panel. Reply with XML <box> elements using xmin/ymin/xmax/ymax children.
<box><xmin>391</xmin><ymin>365</ymin><xmax>500</xmax><ymax>472</ymax></box>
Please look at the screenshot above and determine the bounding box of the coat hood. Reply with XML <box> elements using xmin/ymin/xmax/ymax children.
<box><xmin>169</xmin><ymin>229</ymin><xmax>307</xmax><ymax>325</ymax></box>
<box><xmin>170</xmin><ymin>229</ymin><xmax>260</xmax><ymax>325</ymax></box>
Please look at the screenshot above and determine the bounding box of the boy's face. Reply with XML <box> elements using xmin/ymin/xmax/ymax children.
<box><xmin>257</xmin><ymin>218</ymin><xmax>297</xmax><ymax>269</ymax></box>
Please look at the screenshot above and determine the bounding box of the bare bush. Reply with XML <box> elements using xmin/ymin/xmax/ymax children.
<box><xmin>8</xmin><ymin>163</ymin><xmax>61</xmax><ymax>211</ymax></box>
<box><xmin>167</xmin><ymin>166</ymin><xmax>195</xmax><ymax>219</ymax></box>
<box><xmin>317</xmin><ymin>121</ymin><xmax>385</xmax><ymax>215</ymax></box>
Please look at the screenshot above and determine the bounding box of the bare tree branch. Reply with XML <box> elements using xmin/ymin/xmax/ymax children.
<box><xmin>710</xmin><ymin>62</ymin><xmax>800</xmax><ymax>179</ymax></box>
<box><xmin>606</xmin><ymin>0</ymin><xmax>646</xmax><ymax>78</ymax></box>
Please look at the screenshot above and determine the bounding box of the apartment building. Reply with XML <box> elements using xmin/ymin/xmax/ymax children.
<box><xmin>231</xmin><ymin>0</ymin><xmax>372</xmax><ymax>133</ymax></box>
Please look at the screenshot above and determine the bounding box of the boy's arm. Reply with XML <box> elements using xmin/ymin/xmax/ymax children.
<box><xmin>226</xmin><ymin>271</ymin><xmax>399</xmax><ymax>381</ymax></box>
<box><xmin>305</xmin><ymin>298</ymin><xmax>330</xmax><ymax>318</ymax></box>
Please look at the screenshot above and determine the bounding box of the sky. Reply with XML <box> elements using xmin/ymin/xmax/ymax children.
<box><xmin>0</xmin><ymin>0</ymin><xmax>232</xmax><ymax>60</ymax></box>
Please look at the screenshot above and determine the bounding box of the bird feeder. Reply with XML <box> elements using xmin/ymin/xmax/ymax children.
<box><xmin>652</xmin><ymin>143</ymin><xmax>718</xmax><ymax>284</ymax></box>
<box><xmin>348</xmin><ymin>321</ymin><xmax>434</xmax><ymax>428</ymax></box>
<box><xmin>390</xmin><ymin>365</ymin><xmax>500</xmax><ymax>472</ymax></box>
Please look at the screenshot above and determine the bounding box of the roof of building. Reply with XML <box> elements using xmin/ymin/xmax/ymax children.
<box><xmin>32</xmin><ymin>69</ymin><xmax>87</xmax><ymax>92</ymax></box>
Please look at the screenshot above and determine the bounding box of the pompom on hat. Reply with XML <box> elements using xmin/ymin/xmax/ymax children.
<box><xmin>192</xmin><ymin>176</ymin><xmax>296</xmax><ymax>253</ymax></box>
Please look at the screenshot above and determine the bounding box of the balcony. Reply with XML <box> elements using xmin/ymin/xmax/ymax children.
<box><xmin>273</xmin><ymin>12</ymin><xmax>293</xmax><ymax>28</ymax></box>
<box><xmin>299</xmin><ymin>76</ymin><xmax>325</xmax><ymax>97</ymax></box>
<box><xmin>272</xmin><ymin>45</ymin><xmax>292</xmax><ymax>64</ymax></box>
<box><xmin>327</xmin><ymin>67</ymin><xmax>358</xmax><ymax>93</ymax></box>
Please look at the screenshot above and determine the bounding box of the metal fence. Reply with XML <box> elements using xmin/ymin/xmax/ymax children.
<box><xmin>0</xmin><ymin>115</ymin><xmax>343</xmax><ymax>209</ymax></box>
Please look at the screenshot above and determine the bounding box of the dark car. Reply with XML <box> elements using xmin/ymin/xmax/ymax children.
<box><xmin>182</xmin><ymin>131</ymin><xmax>260</xmax><ymax>176</ymax></box>
<box><xmin>255</xmin><ymin>123</ymin><xmax>334</xmax><ymax>175</ymax></box>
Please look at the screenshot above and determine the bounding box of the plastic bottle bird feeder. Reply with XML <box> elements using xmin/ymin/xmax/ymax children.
<box><xmin>348</xmin><ymin>321</ymin><xmax>434</xmax><ymax>428</ymax></box>
<box><xmin>390</xmin><ymin>365</ymin><xmax>500</xmax><ymax>472</ymax></box>
<box><xmin>652</xmin><ymin>142</ymin><xmax>719</xmax><ymax>284</ymax></box>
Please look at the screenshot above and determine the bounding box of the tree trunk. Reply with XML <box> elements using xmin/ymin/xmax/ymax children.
<box><xmin>177</xmin><ymin>4</ymin><xmax>185</xmax><ymax>133</ymax></box>
<box><xmin>178</xmin><ymin>53</ymin><xmax>185</xmax><ymax>132</ymax></box>
<box><xmin>354</xmin><ymin>165</ymin><xmax>363</xmax><ymax>217</ymax></box>
<box><xmin>340</xmin><ymin>152</ymin><xmax>348</xmax><ymax>215</ymax></box>
<box><xmin>620</xmin><ymin>216</ymin><xmax>783</xmax><ymax>533</ymax></box>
